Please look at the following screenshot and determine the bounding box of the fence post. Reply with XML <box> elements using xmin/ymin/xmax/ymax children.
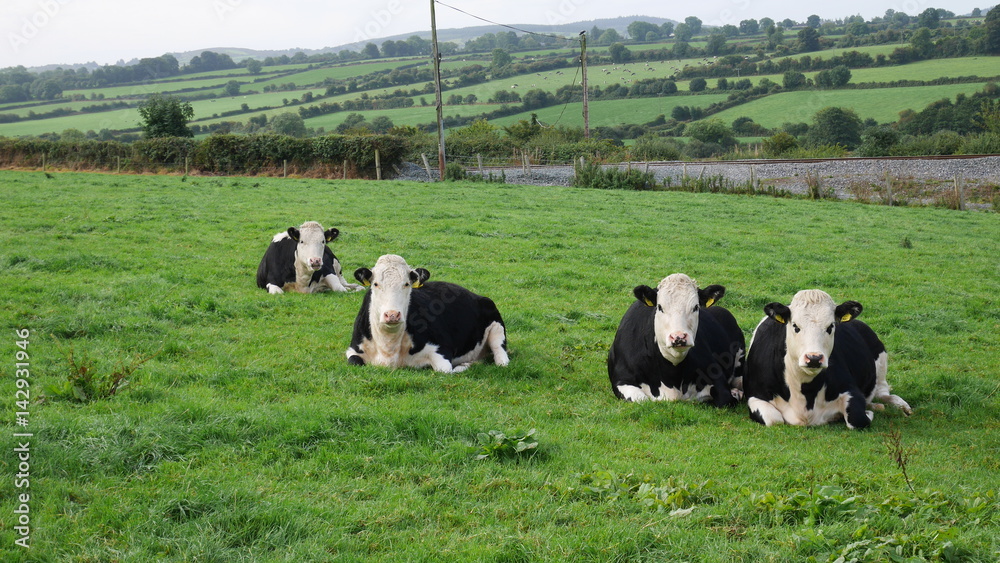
<box><xmin>42</xmin><ymin>153</ymin><xmax>46</xmax><ymax>172</ymax></box>
<box><xmin>421</xmin><ymin>153</ymin><xmax>433</xmax><ymax>180</ymax></box>
<box><xmin>116</xmin><ymin>155</ymin><xmax>121</xmax><ymax>174</ymax></box>
<box><xmin>343</xmin><ymin>159</ymin><xmax>348</xmax><ymax>180</ymax></box>
<box><xmin>185</xmin><ymin>157</ymin><xmax>189</xmax><ymax>176</ymax></box>
<box><xmin>477</xmin><ymin>154</ymin><xmax>483</xmax><ymax>175</ymax></box>
<box><xmin>375</xmin><ymin>149</ymin><xmax>382</xmax><ymax>181</ymax></box>
<box><xmin>884</xmin><ymin>170</ymin><xmax>893</xmax><ymax>206</ymax></box>
<box><xmin>955</xmin><ymin>176</ymin><xmax>966</xmax><ymax>210</ymax></box>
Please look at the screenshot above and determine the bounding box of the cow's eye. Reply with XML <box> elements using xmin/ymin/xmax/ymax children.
<box><xmin>372</xmin><ymin>282</ymin><xmax>379</xmax><ymax>288</ymax></box>
<box><xmin>792</xmin><ymin>323</ymin><xmax>801</xmax><ymax>333</ymax></box>
<box><xmin>692</xmin><ymin>304</ymin><xmax>699</xmax><ymax>312</ymax></box>
<box><xmin>656</xmin><ymin>305</ymin><xmax>663</xmax><ymax>312</ymax></box>
<box><xmin>826</xmin><ymin>324</ymin><xmax>834</xmax><ymax>334</ymax></box>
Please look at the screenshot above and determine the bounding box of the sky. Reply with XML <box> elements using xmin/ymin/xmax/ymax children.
<box><xmin>2</xmin><ymin>0</ymin><xmax>989</xmax><ymax>69</ymax></box>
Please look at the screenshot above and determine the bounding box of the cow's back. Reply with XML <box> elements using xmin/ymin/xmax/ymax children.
<box><xmin>407</xmin><ymin>282</ymin><xmax>505</xmax><ymax>359</ymax></box>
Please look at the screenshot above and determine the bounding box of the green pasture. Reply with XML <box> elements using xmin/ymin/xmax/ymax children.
<box><xmin>1</xmin><ymin>171</ymin><xmax>998</xmax><ymax>561</ymax></box>
<box><xmin>490</xmin><ymin>94</ymin><xmax>732</xmax><ymax>129</ymax></box>
<box><xmin>705</xmin><ymin>82</ymin><xmax>990</xmax><ymax>128</ymax></box>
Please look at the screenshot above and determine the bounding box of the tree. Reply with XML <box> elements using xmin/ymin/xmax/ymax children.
<box><xmin>608</xmin><ymin>42</ymin><xmax>632</xmax><ymax>64</ymax></box>
<box><xmin>660</xmin><ymin>22</ymin><xmax>674</xmax><ymax>37</ymax></box>
<box><xmin>361</xmin><ymin>43</ymin><xmax>380</xmax><ymax>59</ymax></box>
<box><xmin>491</xmin><ymin>48</ymin><xmax>512</xmax><ymax>72</ymax></box>
<box><xmin>673</xmin><ymin>23</ymin><xmax>693</xmax><ymax>42</ymax></box>
<box><xmin>781</xmin><ymin>18</ymin><xmax>795</xmax><ymax>29</ymax></box>
<box><xmin>986</xmin><ymin>7</ymin><xmax>1000</xmax><ymax>54</ymax></box>
<box><xmin>797</xmin><ymin>27</ymin><xmax>821</xmax><ymax>52</ymax></box>
<box><xmin>911</xmin><ymin>27</ymin><xmax>934</xmax><ymax>58</ymax></box>
<box><xmin>856</xmin><ymin>126</ymin><xmax>901</xmax><ymax>156</ymax></box>
<box><xmin>336</xmin><ymin>113</ymin><xmax>367</xmax><ymax>133</ymax></box>
<box><xmin>245</xmin><ymin>59</ymin><xmax>263</xmax><ymax>74</ymax></box>
<box><xmin>684</xmin><ymin>118</ymin><xmax>735</xmax><ymax>146</ymax></box>
<box><xmin>917</xmin><ymin>7</ymin><xmax>940</xmax><ymax>29</ymax></box>
<box><xmin>269</xmin><ymin>112</ymin><xmax>307</xmax><ymax>137</ymax></box>
<box><xmin>815</xmin><ymin>65</ymin><xmax>851</xmax><ymax>87</ymax></box>
<box><xmin>783</xmin><ymin>71</ymin><xmax>806</xmax><ymax>89</ymax></box>
<box><xmin>705</xmin><ymin>32</ymin><xmax>728</xmax><ymax>56</ymax></box>
<box><xmin>973</xmin><ymin>8</ymin><xmax>982</xmax><ymax>17</ymax></box>
<box><xmin>767</xmin><ymin>27</ymin><xmax>785</xmax><ymax>49</ymax></box>
<box><xmin>223</xmin><ymin>80</ymin><xmax>240</xmax><ymax>96</ymax></box>
<box><xmin>807</xmin><ymin>107</ymin><xmax>863</xmax><ymax>149</ymax></box>
<box><xmin>598</xmin><ymin>29</ymin><xmax>622</xmax><ymax>45</ymax></box>
<box><xmin>370</xmin><ymin>116</ymin><xmax>394</xmax><ymax>134</ymax></box>
<box><xmin>689</xmin><ymin>77</ymin><xmax>707</xmax><ymax>92</ymax></box>
<box><xmin>628</xmin><ymin>21</ymin><xmax>660</xmax><ymax>41</ymax></box>
<box><xmin>684</xmin><ymin>16</ymin><xmax>703</xmax><ymax>35</ymax></box>
<box><xmin>806</xmin><ymin>14</ymin><xmax>821</xmax><ymax>28</ymax></box>
<box><xmin>739</xmin><ymin>19</ymin><xmax>760</xmax><ymax>35</ymax></box>
<box><xmin>138</xmin><ymin>94</ymin><xmax>194</xmax><ymax>138</ymax></box>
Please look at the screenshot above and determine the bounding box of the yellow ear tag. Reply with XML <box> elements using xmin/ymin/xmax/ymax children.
<box><xmin>643</xmin><ymin>298</ymin><xmax>654</xmax><ymax>307</ymax></box>
<box><xmin>840</xmin><ymin>313</ymin><xmax>853</xmax><ymax>322</ymax></box>
<box><xmin>774</xmin><ymin>314</ymin><xmax>786</xmax><ymax>324</ymax></box>
<box><xmin>704</xmin><ymin>298</ymin><xmax>715</xmax><ymax>308</ymax></box>
<box><xmin>361</xmin><ymin>279</ymin><xmax>371</xmax><ymax>287</ymax></box>
<box><xmin>412</xmin><ymin>280</ymin><xmax>423</xmax><ymax>289</ymax></box>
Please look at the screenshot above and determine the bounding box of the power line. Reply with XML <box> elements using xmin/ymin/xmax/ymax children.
<box><xmin>433</xmin><ymin>0</ymin><xmax>582</xmax><ymax>43</ymax></box>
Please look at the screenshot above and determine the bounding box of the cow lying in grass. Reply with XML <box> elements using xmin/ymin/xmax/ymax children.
<box><xmin>256</xmin><ymin>221</ymin><xmax>362</xmax><ymax>294</ymax></box>
<box><xmin>607</xmin><ymin>273</ymin><xmax>745</xmax><ymax>407</ymax></box>
<box><xmin>346</xmin><ymin>254</ymin><xmax>509</xmax><ymax>373</ymax></box>
<box><xmin>745</xmin><ymin>289</ymin><xmax>912</xmax><ymax>429</ymax></box>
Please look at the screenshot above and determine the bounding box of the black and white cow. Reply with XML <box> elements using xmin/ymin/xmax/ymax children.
<box><xmin>346</xmin><ymin>254</ymin><xmax>509</xmax><ymax>373</ymax></box>
<box><xmin>607</xmin><ymin>273</ymin><xmax>745</xmax><ymax>407</ymax></box>
<box><xmin>745</xmin><ymin>289</ymin><xmax>911</xmax><ymax>429</ymax></box>
<box><xmin>256</xmin><ymin>221</ymin><xmax>362</xmax><ymax>294</ymax></box>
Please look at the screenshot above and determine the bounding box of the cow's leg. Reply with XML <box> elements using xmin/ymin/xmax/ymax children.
<box><xmin>320</xmin><ymin>273</ymin><xmax>351</xmax><ymax>292</ymax></box>
<box><xmin>266</xmin><ymin>283</ymin><xmax>284</xmax><ymax>294</ymax></box>
<box><xmin>485</xmin><ymin>322</ymin><xmax>509</xmax><ymax>366</ymax></box>
<box><xmin>615</xmin><ymin>384</ymin><xmax>650</xmax><ymax>402</ymax></box>
<box><xmin>346</xmin><ymin>347</ymin><xmax>366</xmax><ymax>365</ymax></box>
<box><xmin>844</xmin><ymin>393</ymin><xmax>873</xmax><ymax>430</ymax></box>
<box><xmin>870</xmin><ymin>351</ymin><xmax>911</xmax><ymax>415</ymax></box>
<box><xmin>748</xmin><ymin>397</ymin><xmax>785</xmax><ymax>426</ymax></box>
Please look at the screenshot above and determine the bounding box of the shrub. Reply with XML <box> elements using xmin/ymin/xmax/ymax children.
<box><xmin>573</xmin><ymin>161</ymin><xmax>656</xmax><ymax>190</ymax></box>
<box><xmin>960</xmin><ymin>132</ymin><xmax>1000</xmax><ymax>155</ymax></box>
<box><xmin>856</xmin><ymin>126</ymin><xmax>901</xmax><ymax>157</ymax></box>
<box><xmin>632</xmin><ymin>135</ymin><xmax>682</xmax><ymax>161</ymax></box>
<box><xmin>761</xmin><ymin>132</ymin><xmax>799</xmax><ymax>157</ymax></box>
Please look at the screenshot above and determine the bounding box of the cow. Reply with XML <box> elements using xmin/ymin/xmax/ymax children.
<box><xmin>256</xmin><ymin>221</ymin><xmax>362</xmax><ymax>294</ymax></box>
<box><xmin>745</xmin><ymin>289</ymin><xmax>912</xmax><ymax>429</ymax></box>
<box><xmin>607</xmin><ymin>273</ymin><xmax>745</xmax><ymax>408</ymax></box>
<box><xmin>345</xmin><ymin>254</ymin><xmax>509</xmax><ymax>373</ymax></box>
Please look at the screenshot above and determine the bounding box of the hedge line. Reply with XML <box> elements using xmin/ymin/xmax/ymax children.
<box><xmin>0</xmin><ymin>134</ymin><xmax>410</xmax><ymax>177</ymax></box>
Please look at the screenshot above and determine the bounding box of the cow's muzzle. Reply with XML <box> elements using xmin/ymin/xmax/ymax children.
<box><xmin>308</xmin><ymin>257</ymin><xmax>323</xmax><ymax>270</ymax></box>
<box><xmin>803</xmin><ymin>353</ymin><xmax>825</xmax><ymax>369</ymax></box>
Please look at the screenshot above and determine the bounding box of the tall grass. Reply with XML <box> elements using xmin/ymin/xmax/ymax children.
<box><xmin>1</xmin><ymin>171</ymin><xmax>998</xmax><ymax>561</ymax></box>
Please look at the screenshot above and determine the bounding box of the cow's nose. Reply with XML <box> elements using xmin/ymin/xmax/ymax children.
<box><xmin>669</xmin><ymin>332</ymin><xmax>689</xmax><ymax>347</ymax></box>
<box><xmin>308</xmin><ymin>257</ymin><xmax>322</xmax><ymax>269</ymax></box>
<box><xmin>383</xmin><ymin>310</ymin><xmax>402</xmax><ymax>324</ymax></box>
<box><xmin>804</xmin><ymin>353</ymin><xmax>825</xmax><ymax>368</ymax></box>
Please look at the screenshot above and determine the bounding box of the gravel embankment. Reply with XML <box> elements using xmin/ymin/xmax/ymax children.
<box><xmin>395</xmin><ymin>157</ymin><xmax>1000</xmax><ymax>202</ymax></box>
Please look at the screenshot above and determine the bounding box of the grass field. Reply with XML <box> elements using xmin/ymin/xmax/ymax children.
<box><xmin>1</xmin><ymin>171</ymin><xmax>998</xmax><ymax>561</ymax></box>
<box><xmin>706</xmin><ymin>82</ymin><xmax>990</xmax><ymax>128</ymax></box>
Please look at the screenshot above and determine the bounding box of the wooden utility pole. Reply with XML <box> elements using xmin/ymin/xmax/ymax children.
<box><xmin>580</xmin><ymin>31</ymin><xmax>590</xmax><ymax>139</ymax></box>
<box><xmin>430</xmin><ymin>0</ymin><xmax>446</xmax><ymax>180</ymax></box>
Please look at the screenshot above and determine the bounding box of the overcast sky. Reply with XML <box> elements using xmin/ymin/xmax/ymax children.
<box><xmin>2</xmin><ymin>0</ymin><xmax>989</xmax><ymax>68</ymax></box>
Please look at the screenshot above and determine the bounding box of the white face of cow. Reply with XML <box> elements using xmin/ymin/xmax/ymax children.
<box><xmin>288</xmin><ymin>221</ymin><xmax>338</xmax><ymax>272</ymax></box>
<box><xmin>355</xmin><ymin>255</ymin><xmax>430</xmax><ymax>334</ymax></box>
<box><xmin>634</xmin><ymin>274</ymin><xmax>725</xmax><ymax>366</ymax></box>
<box><xmin>765</xmin><ymin>290</ymin><xmax>863</xmax><ymax>377</ymax></box>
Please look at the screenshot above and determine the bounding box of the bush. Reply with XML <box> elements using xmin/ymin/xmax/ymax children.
<box><xmin>683</xmin><ymin>139</ymin><xmax>726</xmax><ymax>159</ymax></box>
<box><xmin>960</xmin><ymin>133</ymin><xmax>1000</xmax><ymax>155</ymax></box>
<box><xmin>890</xmin><ymin>131</ymin><xmax>964</xmax><ymax>156</ymax></box>
<box><xmin>573</xmin><ymin>161</ymin><xmax>656</xmax><ymax>190</ymax></box>
<box><xmin>761</xmin><ymin>132</ymin><xmax>799</xmax><ymax>157</ymax></box>
<box><xmin>632</xmin><ymin>135</ymin><xmax>682</xmax><ymax>161</ymax></box>
<box><xmin>856</xmin><ymin>126</ymin><xmax>901</xmax><ymax>157</ymax></box>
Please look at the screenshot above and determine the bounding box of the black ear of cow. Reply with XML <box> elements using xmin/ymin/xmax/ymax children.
<box><xmin>633</xmin><ymin>285</ymin><xmax>657</xmax><ymax>307</ymax></box>
<box><xmin>835</xmin><ymin>300</ymin><xmax>863</xmax><ymax>322</ymax></box>
<box><xmin>324</xmin><ymin>228</ymin><xmax>340</xmax><ymax>242</ymax></box>
<box><xmin>354</xmin><ymin>267</ymin><xmax>373</xmax><ymax>286</ymax></box>
<box><xmin>411</xmin><ymin>268</ymin><xmax>430</xmax><ymax>288</ymax></box>
<box><xmin>287</xmin><ymin>227</ymin><xmax>301</xmax><ymax>241</ymax></box>
<box><xmin>764</xmin><ymin>302</ymin><xmax>791</xmax><ymax>325</ymax></box>
<box><xmin>699</xmin><ymin>284</ymin><xmax>726</xmax><ymax>308</ymax></box>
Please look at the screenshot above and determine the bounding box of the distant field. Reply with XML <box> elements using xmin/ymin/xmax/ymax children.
<box><xmin>706</xmin><ymin>82</ymin><xmax>990</xmax><ymax>128</ymax></box>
